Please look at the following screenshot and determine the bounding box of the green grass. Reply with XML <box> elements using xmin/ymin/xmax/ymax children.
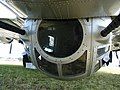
<box><xmin>0</xmin><ymin>65</ymin><xmax>120</xmax><ymax>90</ymax></box>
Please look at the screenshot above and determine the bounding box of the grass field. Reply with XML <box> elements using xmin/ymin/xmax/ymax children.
<box><xmin>0</xmin><ymin>65</ymin><xmax>120</xmax><ymax>90</ymax></box>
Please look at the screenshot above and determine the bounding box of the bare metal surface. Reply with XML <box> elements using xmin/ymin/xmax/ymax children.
<box><xmin>21</xmin><ymin>18</ymin><xmax>111</xmax><ymax>79</ymax></box>
<box><xmin>6</xmin><ymin>0</ymin><xmax>120</xmax><ymax>19</ymax></box>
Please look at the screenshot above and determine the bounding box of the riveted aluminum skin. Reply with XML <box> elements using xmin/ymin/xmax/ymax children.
<box><xmin>7</xmin><ymin>0</ymin><xmax>120</xmax><ymax>19</ymax></box>
<box><xmin>21</xmin><ymin>18</ymin><xmax>111</xmax><ymax>80</ymax></box>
